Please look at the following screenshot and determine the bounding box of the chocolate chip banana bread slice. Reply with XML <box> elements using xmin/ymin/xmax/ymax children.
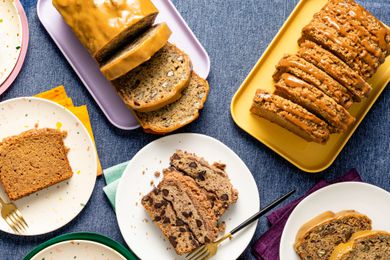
<box><xmin>250</xmin><ymin>89</ymin><xmax>330</xmax><ymax>144</ymax></box>
<box><xmin>273</xmin><ymin>55</ymin><xmax>353</xmax><ymax>108</ymax></box>
<box><xmin>170</xmin><ymin>150</ymin><xmax>238</xmax><ymax>218</ymax></box>
<box><xmin>142</xmin><ymin>169</ymin><xmax>219</xmax><ymax>255</ymax></box>
<box><xmin>112</xmin><ymin>43</ymin><xmax>192</xmax><ymax>112</ymax></box>
<box><xmin>330</xmin><ymin>230</ymin><xmax>390</xmax><ymax>260</ymax></box>
<box><xmin>0</xmin><ymin>128</ymin><xmax>73</xmax><ymax>200</ymax></box>
<box><xmin>135</xmin><ymin>72</ymin><xmax>209</xmax><ymax>134</ymax></box>
<box><xmin>295</xmin><ymin>210</ymin><xmax>372</xmax><ymax>260</ymax></box>
<box><xmin>101</xmin><ymin>23</ymin><xmax>172</xmax><ymax>81</ymax></box>
<box><xmin>298</xmin><ymin>41</ymin><xmax>371</xmax><ymax>101</ymax></box>
<box><xmin>275</xmin><ymin>73</ymin><xmax>355</xmax><ymax>133</ymax></box>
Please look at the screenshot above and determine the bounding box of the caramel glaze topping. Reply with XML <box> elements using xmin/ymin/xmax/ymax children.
<box><xmin>327</xmin><ymin>0</ymin><xmax>390</xmax><ymax>53</ymax></box>
<box><xmin>53</xmin><ymin>0</ymin><xmax>158</xmax><ymax>56</ymax></box>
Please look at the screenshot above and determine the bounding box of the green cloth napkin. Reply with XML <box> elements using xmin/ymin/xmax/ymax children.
<box><xmin>103</xmin><ymin>161</ymin><xmax>129</xmax><ymax>210</ymax></box>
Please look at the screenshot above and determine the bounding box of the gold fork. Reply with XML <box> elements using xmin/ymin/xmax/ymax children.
<box><xmin>0</xmin><ymin>196</ymin><xmax>28</xmax><ymax>234</ymax></box>
<box><xmin>186</xmin><ymin>189</ymin><xmax>296</xmax><ymax>260</ymax></box>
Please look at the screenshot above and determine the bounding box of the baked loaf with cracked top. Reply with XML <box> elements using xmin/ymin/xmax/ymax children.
<box><xmin>112</xmin><ymin>43</ymin><xmax>192</xmax><ymax>112</ymax></box>
<box><xmin>330</xmin><ymin>230</ymin><xmax>390</xmax><ymax>259</ymax></box>
<box><xmin>52</xmin><ymin>0</ymin><xmax>159</xmax><ymax>63</ymax></box>
<box><xmin>0</xmin><ymin>128</ymin><xmax>73</xmax><ymax>200</ymax></box>
<box><xmin>135</xmin><ymin>72</ymin><xmax>209</xmax><ymax>134</ymax></box>
<box><xmin>294</xmin><ymin>210</ymin><xmax>372</xmax><ymax>260</ymax></box>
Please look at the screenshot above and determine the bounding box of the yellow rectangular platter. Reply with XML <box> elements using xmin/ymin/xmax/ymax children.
<box><xmin>231</xmin><ymin>0</ymin><xmax>390</xmax><ymax>173</ymax></box>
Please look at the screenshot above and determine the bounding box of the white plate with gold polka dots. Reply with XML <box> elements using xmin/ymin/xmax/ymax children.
<box><xmin>0</xmin><ymin>97</ymin><xmax>97</xmax><ymax>236</ymax></box>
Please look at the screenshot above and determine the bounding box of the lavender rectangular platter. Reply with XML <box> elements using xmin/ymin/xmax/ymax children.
<box><xmin>37</xmin><ymin>0</ymin><xmax>210</xmax><ymax>130</ymax></box>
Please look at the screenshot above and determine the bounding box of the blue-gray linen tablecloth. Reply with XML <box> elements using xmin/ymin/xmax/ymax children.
<box><xmin>0</xmin><ymin>0</ymin><xmax>389</xmax><ymax>259</ymax></box>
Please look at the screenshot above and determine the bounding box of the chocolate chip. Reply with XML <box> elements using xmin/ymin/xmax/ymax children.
<box><xmin>160</xmin><ymin>210</ymin><xmax>166</xmax><ymax>216</ymax></box>
<box><xmin>153</xmin><ymin>189</ymin><xmax>160</xmax><ymax>195</ymax></box>
<box><xmin>196</xmin><ymin>220</ymin><xmax>203</xmax><ymax>227</ymax></box>
<box><xmin>204</xmin><ymin>237</ymin><xmax>210</xmax><ymax>243</ymax></box>
<box><xmin>154</xmin><ymin>216</ymin><xmax>161</xmax><ymax>221</ymax></box>
<box><xmin>162</xmin><ymin>189</ymin><xmax>169</xmax><ymax>196</ymax></box>
<box><xmin>143</xmin><ymin>196</ymin><xmax>153</xmax><ymax>205</ymax></box>
<box><xmin>179</xmin><ymin>227</ymin><xmax>186</xmax><ymax>232</ymax></box>
<box><xmin>171</xmin><ymin>153</ymin><xmax>181</xmax><ymax>160</ymax></box>
<box><xmin>161</xmin><ymin>200</ymin><xmax>168</xmax><ymax>206</ymax></box>
<box><xmin>169</xmin><ymin>236</ymin><xmax>177</xmax><ymax>248</ymax></box>
<box><xmin>182</xmin><ymin>211</ymin><xmax>193</xmax><ymax>218</ymax></box>
<box><xmin>176</xmin><ymin>219</ymin><xmax>184</xmax><ymax>226</ymax></box>
<box><xmin>197</xmin><ymin>170</ymin><xmax>206</xmax><ymax>181</ymax></box>
<box><xmin>189</xmin><ymin>162</ymin><xmax>197</xmax><ymax>168</ymax></box>
<box><xmin>154</xmin><ymin>203</ymin><xmax>163</xmax><ymax>209</ymax></box>
<box><xmin>133</xmin><ymin>101</ymin><xmax>140</xmax><ymax>106</ymax></box>
<box><xmin>222</xmin><ymin>202</ymin><xmax>229</xmax><ymax>209</ymax></box>
<box><xmin>163</xmin><ymin>217</ymin><xmax>171</xmax><ymax>224</ymax></box>
<box><xmin>220</xmin><ymin>194</ymin><xmax>229</xmax><ymax>201</ymax></box>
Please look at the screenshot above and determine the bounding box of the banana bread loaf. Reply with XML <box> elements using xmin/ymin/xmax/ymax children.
<box><xmin>52</xmin><ymin>0</ymin><xmax>159</xmax><ymax>63</ymax></box>
<box><xmin>0</xmin><ymin>128</ymin><xmax>73</xmax><ymax>200</ymax></box>
<box><xmin>294</xmin><ymin>210</ymin><xmax>372</xmax><ymax>260</ymax></box>
<box><xmin>250</xmin><ymin>89</ymin><xmax>330</xmax><ymax>144</ymax></box>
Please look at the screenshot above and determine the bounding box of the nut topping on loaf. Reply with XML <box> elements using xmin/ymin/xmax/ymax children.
<box><xmin>0</xmin><ymin>128</ymin><xmax>73</xmax><ymax>200</ymax></box>
<box><xmin>112</xmin><ymin>43</ymin><xmax>192</xmax><ymax>112</ymax></box>
<box><xmin>294</xmin><ymin>210</ymin><xmax>372</xmax><ymax>260</ymax></box>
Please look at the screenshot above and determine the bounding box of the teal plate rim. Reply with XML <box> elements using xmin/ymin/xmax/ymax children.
<box><xmin>24</xmin><ymin>232</ymin><xmax>137</xmax><ymax>260</ymax></box>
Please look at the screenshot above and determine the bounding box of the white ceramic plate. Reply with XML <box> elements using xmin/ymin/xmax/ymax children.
<box><xmin>116</xmin><ymin>133</ymin><xmax>260</xmax><ymax>260</ymax></box>
<box><xmin>0</xmin><ymin>97</ymin><xmax>97</xmax><ymax>236</ymax></box>
<box><xmin>280</xmin><ymin>182</ymin><xmax>390</xmax><ymax>260</ymax></box>
<box><xmin>0</xmin><ymin>0</ymin><xmax>22</xmax><ymax>85</ymax></box>
<box><xmin>31</xmin><ymin>240</ymin><xmax>125</xmax><ymax>260</ymax></box>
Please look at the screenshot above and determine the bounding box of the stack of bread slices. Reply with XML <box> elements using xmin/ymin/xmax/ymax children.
<box><xmin>250</xmin><ymin>0</ymin><xmax>389</xmax><ymax>144</ymax></box>
<box><xmin>53</xmin><ymin>0</ymin><xmax>209</xmax><ymax>134</ymax></box>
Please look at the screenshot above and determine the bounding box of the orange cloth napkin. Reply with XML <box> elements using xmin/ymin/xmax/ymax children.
<box><xmin>35</xmin><ymin>85</ymin><xmax>102</xmax><ymax>176</ymax></box>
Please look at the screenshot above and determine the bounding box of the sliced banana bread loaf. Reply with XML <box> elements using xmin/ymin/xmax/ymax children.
<box><xmin>53</xmin><ymin>0</ymin><xmax>159</xmax><ymax>63</ymax></box>
<box><xmin>274</xmin><ymin>73</ymin><xmax>355</xmax><ymax>133</ymax></box>
<box><xmin>250</xmin><ymin>89</ymin><xmax>330</xmax><ymax>144</ymax></box>
<box><xmin>101</xmin><ymin>23</ymin><xmax>172</xmax><ymax>81</ymax></box>
<box><xmin>135</xmin><ymin>72</ymin><xmax>209</xmax><ymax>134</ymax></box>
<box><xmin>112</xmin><ymin>43</ymin><xmax>192</xmax><ymax>112</ymax></box>
<box><xmin>330</xmin><ymin>230</ymin><xmax>390</xmax><ymax>260</ymax></box>
<box><xmin>273</xmin><ymin>55</ymin><xmax>353</xmax><ymax>108</ymax></box>
<box><xmin>170</xmin><ymin>150</ymin><xmax>238</xmax><ymax>218</ymax></box>
<box><xmin>294</xmin><ymin>210</ymin><xmax>372</xmax><ymax>260</ymax></box>
<box><xmin>0</xmin><ymin>128</ymin><xmax>73</xmax><ymax>200</ymax></box>
<box><xmin>141</xmin><ymin>169</ymin><xmax>219</xmax><ymax>255</ymax></box>
<box><xmin>298</xmin><ymin>41</ymin><xmax>371</xmax><ymax>101</ymax></box>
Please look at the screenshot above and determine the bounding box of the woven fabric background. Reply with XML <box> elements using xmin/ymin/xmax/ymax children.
<box><xmin>0</xmin><ymin>0</ymin><xmax>389</xmax><ymax>259</ymax></box>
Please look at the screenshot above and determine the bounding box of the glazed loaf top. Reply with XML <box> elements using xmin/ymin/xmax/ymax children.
<box><xmin>53</xmin><ymin>0</ymin><xmax>158</xmax><ymax>61</ymax></box>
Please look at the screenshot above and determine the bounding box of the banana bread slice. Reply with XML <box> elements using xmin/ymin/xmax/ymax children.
<box><xmin>101</xmin><ymin>23</ymin><xmax>172</xmax><ymax>81</ymax></box>
<box><xmin>273</xmin><ymin>55</ymin><xmax>353</xmax><ymax>108</ymax></box>
<box><xmin>294</xmin><ymin>210</ymin><xmax>372</xmax><ymax>260</ymax></box>
<box><xmin>250</xmin><ymin>89</ymin><xmax>330</xmax><ymax>144</ymax></box>
<box><xmin>0</xmin><ymin>128</ymin><xmax>73</xmax><ymax>200</ymax></box>
<box><xmin>53</xmin><ymin>0</ymin><xmax>159</xmax><ymax>63</ymax></box>
<box><xmin>298</xmin><ymin>41</ymin><xmax>371</xmax><ymax>101</ymax></box>
<box><xmin>274</xmin><ymin>73</ymin><xmax>355</xmax><ymax>133</ymax></box>
<box><xmin>112</xmin><ymin>43</ymin><xmax>192</xmax><ymax>112</ymax></box>
<box><xmin>330</xmin><ymin>230</ymin><xmax>390</xmax><ymax>260</ymax></box>
<box><xmin>135</xmin><ymin>72</ymin><xmax>209</xmax><ymax>134</ymax></box>
<box><xmin>141</xmin><ymin>169</ymin><xmax>219</xmax><ymax>255</ymax></box>
<box><xmin>324</xmin><ymin>0</ymin><xmax>390</xmax><ymax>57</ymax></box>
<box><xmin>170</xmin><ymin>150</ymin><xmax>238</xmax><ymax>218</ymax></box>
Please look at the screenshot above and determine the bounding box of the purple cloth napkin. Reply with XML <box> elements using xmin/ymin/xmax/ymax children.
<box><xmin>252</xmin><ymin>169</ymin><xmax>362</xmax><ymax>260</ymax></box>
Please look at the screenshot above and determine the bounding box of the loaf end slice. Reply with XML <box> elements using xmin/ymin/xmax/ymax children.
<box><xmin>250</xmin><ymin>89</ymin><xmax>330</xmax><ymax>144</ymax></box>
<box><xmin>141</xmin><ymin>169</ymin><xmax>219</xmax><ymax>255</ymax></box>
<box><xmin>294</xmin><ymin>210</ymin><xmax>372</xmax><ymax>260</ymax></box>
<box><xmin>113</xmin><ymin>43</ymin><xmax>192</xmax><ymax>112</ymax></box>
<box><xmin>135</xmin><ymin>72</ymin><xmax>209</xmax><ymax>134</ymax></box>
<box><xmin>170</xmin><ymin>150</ymin><xmax>238</xmax><ymax>219</ymax></box>
<box><xmin>0</xmin><ymin>128</ymin><xmax>73</xmax><ymax>200</ymax></box>
<box><xmin>101</xmin><ymin>23</ymin><xmax>172</xmax><ymax>80</ymax></box>
<box><xmin>330</xmin><ymin>230</ymin><xmax>390</xmax><ymax>260</ymax></box>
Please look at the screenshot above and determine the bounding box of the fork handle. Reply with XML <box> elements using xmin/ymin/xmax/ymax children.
<box><xmin>230</xmin><ymin>189</ymin><xmax>295</xmax><ymax>235</ymax></box>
